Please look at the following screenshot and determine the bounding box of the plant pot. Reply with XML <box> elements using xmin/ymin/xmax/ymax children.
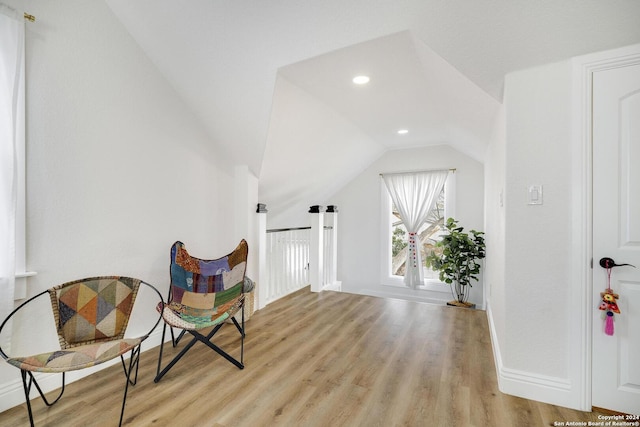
<box><xmin>446</xmin><ymin>300</ymin><xmax>476</xmax><ymax>309</ymax></box>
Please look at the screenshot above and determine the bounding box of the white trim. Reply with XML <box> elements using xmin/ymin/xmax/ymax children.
<box><xmin>380</xmin><ymin>180</ymin><xmax>394</xmax><ymax>284</ymax></box>
<box><xmin>444</xmin><ymin>169</ymin><xmax>456</xmax><ymax>221</ymax></box>
<box><xmin>14</xmin><ymin>271</ymin><xmax>36</xmax><ymax>278</ymax></box>
<box><xmin>486</xmin><ymin>302</ymin><xmax>577</xmax><ymax>409</ymax></box>
<box><xmin>571</xmin><ymin>43</ymin><xmax>640</xmax><ymax>412</ymax></box>
<box><xmin>382</xmin><ymin>276</ymin><xmax>450</xmax><ymax>294</ymax></box>
<box><xmin>14</xmin><ymin>272</ymin><xmax>37</xmax><ymax>302</ymax></box>
<box><xmin>354</xmin><ymin>287</ymin><xmax>451</xmax><ymax>306</ymax></box>
<box><xmin>14</xmin><ymin>15</ymin><xmax>27</xmax><ymax>301</ymax></box>
<box><xmin>570</xmin><ymin>47</ymin><xmax>595</xmax><ymax>413</ymax></box>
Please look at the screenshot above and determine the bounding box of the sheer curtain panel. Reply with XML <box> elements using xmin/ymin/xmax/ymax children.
<box><xmin>382</xmin><ymin>170</ymin><xmax>449</xmax><ymax>289</ymax></box>
<box><xmin>0</xmin><ymin>5</ymin><xmax>25</xmax><ymax>351</ymax></box>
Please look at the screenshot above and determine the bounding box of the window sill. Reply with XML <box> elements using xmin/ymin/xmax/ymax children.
<box><xmin>15</xmin><ymin>271</ymin><xmax>37</xmax><ymax>278</ymax></box>
<box><xmin>14</xmin><ymin>271</ymin><xmax>37</xmax><ymax>300</ymax></box>
<box><xmin>382</xmin><ymin>277</ymin><xmax>450</xmax><ymax>294</ymax></box>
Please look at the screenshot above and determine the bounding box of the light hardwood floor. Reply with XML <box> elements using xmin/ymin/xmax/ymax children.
<box><xmin>0</xmin><ymin>287</ymin><xmax>608</xmax><ymax>426</ymax></box>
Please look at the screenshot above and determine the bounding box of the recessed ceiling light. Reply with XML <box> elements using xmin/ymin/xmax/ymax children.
<box><xmin>397</xmin><ymin>129</ymin><xmax>409</xmax><ymax>135</ymax></box>
<box><xmin>352</xmin><ymin>75</ymin><xmax>370</xmax><ymax>85</ymax></box>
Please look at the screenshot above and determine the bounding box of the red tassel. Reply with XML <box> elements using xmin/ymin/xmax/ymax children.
<box><xmin>605</xmin><ymin>312</ymin><xmax>614</xmax><ymax>336</ymax></box>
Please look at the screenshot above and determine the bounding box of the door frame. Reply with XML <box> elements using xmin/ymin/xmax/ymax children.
<box><xmin>572</xmin><ymin>43</ymin><xmax>640</xmax><ymax>411</ymax></box>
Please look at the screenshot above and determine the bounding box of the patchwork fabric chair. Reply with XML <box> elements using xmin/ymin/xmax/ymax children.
<box><xmin>154</xmin><ymin>240</ymin><xmax>248</xmax><ymax>382</ymax></box>
<box><xmin>0</xmin><ymin>276</ymin><xmax>163</xmax><ymax>427</ymax></box>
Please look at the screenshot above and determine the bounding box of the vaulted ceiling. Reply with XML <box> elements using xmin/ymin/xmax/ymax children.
<box><xmin>106</xmin><ymin>0</ymin><xmax>640</xmax><ymax>223</ymax></box>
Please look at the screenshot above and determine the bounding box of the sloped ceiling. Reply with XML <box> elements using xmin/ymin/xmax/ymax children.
<box><xmin>261</xmin><ymin>31</ymin><xmax>500</xmax><ymax>224</ymax></box>
<box><xmin>105</xmin><ymin>0</ymin><xmax>640</xmax><ymax>224</ymax></box>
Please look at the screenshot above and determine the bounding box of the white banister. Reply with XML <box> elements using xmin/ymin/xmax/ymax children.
<box><xmin>259</xmin><ymin>204</ymin><xmax>340</xmax><ymax>306</ymax></box>
<box><xmin>265</xmin><ymin>227</ymin><xmax>310</xmax><ymax>304</ymax></box>
<box><xmin>256</xmin><ymin>203</ymin><xmax>268</xmax><ymax>310</ymax></box>
<box><xmin>309</xmin><ymin>205</ymin><xmax>324</xmax><ymax>293</ymax></box>
<box><xmin>324</xmin><ymin>205</ymin><xmax>341</xmax><ymax>291</ymax></box>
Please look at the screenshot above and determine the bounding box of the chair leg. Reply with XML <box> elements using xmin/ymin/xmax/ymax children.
<box><xmin>193</xmin><ymin>323</ymin><xmax>244</xmax><ymax>370</ymax></box>
<box><xmin>118</xmin><ymin>345</ymin><xmax>141</xmax><ymax>427</ymax></box>
<box><xmin>20</xmin><ymin>370</ymin><xmax>35</xmax><ymax>427</ymax></box>
<box><xmin>173</xmin><ymin>329</ymin><xmax>187</xmax><ymax>346</ymax></box>
<box><xmin>20</xmin><ymin>370</ymin><xmax>66</xmax><ymax>427</ymax></box>
<box><xmin>169</xmin><ymin>323</ymin><xmax>176</xmax><ymax>346</ymax></box>
<box><xmin>155</xmin><ymin>320</ymin><xmax>194</xmax><ymax>383</ymax></box>
<box><xmin>156</xmin><ymin>322</ymin><xmax>168</xmax><ymax>380</ymax></box>
<box><xmin>231</xmin><ymin>308</ymin><xmax>245</xmax><ymax>337</ymax></box>
<box><xmin>154</xmin><ymin>318</ymin><xmax>245</xmax><ymax>383</ymax></box>
<box><xmin>156</xmin><ymin>320</ymin><xmax>187</xmax><ymax>381</ymax></box>
<box><xmin>230</xmin><ymin>303</ymin><xmax>246</xmax><ymax>364</ymax></box>
<box><xmin>154</xmin><ymin>329</ymin><xmax>201</xmax><ymax>383</ymax></box>
<box><xmin>121</xmin><ymin>345</ymin><xmax>142</xmax><ymax>386</ymax></box>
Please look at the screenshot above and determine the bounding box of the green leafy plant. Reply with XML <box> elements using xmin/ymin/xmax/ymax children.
<box><xmin>425</xmin><ymin>218</ymin><xmax>486</xmax><ymax>305</ymax></box>
<box><xmin>392</xmin><ymin>227</ymin><xmax>407</xmax><ymax>257</ymax></box>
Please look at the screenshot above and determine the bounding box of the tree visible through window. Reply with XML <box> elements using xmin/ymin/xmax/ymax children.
<box><xmin>390</xmin><ymin>188</ymin><xmax>445</xmax><ymax>280</ymax></box>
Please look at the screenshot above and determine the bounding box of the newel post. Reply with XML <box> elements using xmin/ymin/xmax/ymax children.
<box><xmin>309</xmin><ymin>205</ymin><xmax>324</xmax><ymax>293</ymax></box>
<box><xmin>256</xmin><ymin>203</ymin><xmax>268</xmax><ymax>309</ymax></box>
<box><xmin>325</xmin><ymin>205</ymin><xmax>340</xmax><ymax>290</ymax></box>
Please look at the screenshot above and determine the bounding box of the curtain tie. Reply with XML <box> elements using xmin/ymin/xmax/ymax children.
<box><xmin>408</xmin><ymin>232</ymin><xmax>417</xmax><ymax>268</ymax></box>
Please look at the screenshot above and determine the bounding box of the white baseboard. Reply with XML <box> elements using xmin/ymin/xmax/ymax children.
<box><xmin>344</xmin><ymin>283</ymin><xmax>485</xmax><ymax>309</ymax></box>
<box><xmin>0</xmin><ymin>328</ymin><xmax>166</xmax><ymax>414</ymax></box>
<box><xmin>485</xmin><ymin>303</ymin><xmax>581</xmax><ymax>410</ymax></box>
<box><xmin>353</xmin><ymin>287</ymin><xmax>450</xmax><ymax>306</ymax></box>
<box><xmin>323</xmin><ymin>281</ymin><xmax>342</xmax><ymax>292</ymax></box>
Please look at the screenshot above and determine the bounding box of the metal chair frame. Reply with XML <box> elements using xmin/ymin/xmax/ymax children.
<box><xmin>0</xmin><ymin>277</ymin><xmax>164</xmax><ymax>427</ymax></box>
<box><xmin>154</xmin><ymin>300</ymin><xmax>245</xmax><ymax>382</ymax></box>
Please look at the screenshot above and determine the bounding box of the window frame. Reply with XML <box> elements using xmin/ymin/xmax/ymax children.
<box><xmin>2</xmin><ymin>13</ymin><xmax>35</xmax><ymax>300</ymax></box>
<box><xmin>379</xmin><ymin>172</ymin><xmax>456</xmax><ymax>292</ymax></box>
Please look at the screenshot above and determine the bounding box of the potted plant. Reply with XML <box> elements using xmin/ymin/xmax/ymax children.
<box><xmin>425</xmin><ymin>218</ymin><xmax>486</xmax><ymax>308</ymax></box>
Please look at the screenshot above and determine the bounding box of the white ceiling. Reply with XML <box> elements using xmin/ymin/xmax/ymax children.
<box><xmin>105</xmin><ymin>0</ymin><xmax>640</xmax><ymax>224</ymax></box>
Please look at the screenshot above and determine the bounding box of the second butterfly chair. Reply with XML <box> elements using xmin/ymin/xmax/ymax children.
<box><xmin>154</xmin><ymin>240</ymin><xmax>249</xmax><ymax>382</ymax></box>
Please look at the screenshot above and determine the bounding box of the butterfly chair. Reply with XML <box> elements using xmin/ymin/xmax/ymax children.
<box><xmin>0</xmin><ymin>276</ymin><xmax>164</xmax><ymax>427</ymax></box>
<box><xmin>154</xmin><ymin>240</ymin><xmax>249</xmax><ymax>383</ymax></box>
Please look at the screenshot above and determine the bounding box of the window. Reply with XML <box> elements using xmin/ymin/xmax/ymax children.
<box><xmin>390</xmin><ymin>188</ymin><xmax>444</xmax><ymax>279</ymax></box>
<box><xmin>1</xmin><ymin>7</ymin><xmax>32</xmax><ymax>306</ymax></box>
<box><xmin>380</xmin><ymin>173</ymin><xmax>456</xmax><ymax>290</ymax></box>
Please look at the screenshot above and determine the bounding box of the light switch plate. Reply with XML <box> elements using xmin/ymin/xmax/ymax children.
<box><xmin>528</xmin><ymin>185</ymin><xmax>543</xmax><ymax>205</ymax></box>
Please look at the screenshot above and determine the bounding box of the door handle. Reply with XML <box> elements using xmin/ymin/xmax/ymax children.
<box><xmin>599</xmin><ymin>257</ymin><xmax>636</xmax><ymax>269</ymax></box>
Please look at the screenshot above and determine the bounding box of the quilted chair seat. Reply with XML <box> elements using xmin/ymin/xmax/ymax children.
<box><xmin>160</xmin><ymin>297</ymin><xmax>243</xmax><ymax>330</ymax></box>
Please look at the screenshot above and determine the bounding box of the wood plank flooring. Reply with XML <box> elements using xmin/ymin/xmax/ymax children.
<box><xmin>0</xmin><ymin>287</ymin><xmax>608</xmax><ymax>426</ymax></box>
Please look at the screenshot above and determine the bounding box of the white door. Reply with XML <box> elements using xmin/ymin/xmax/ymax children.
<box><xmin>592</xmin><ymin>61</ymin><xmax>640</xmax><ymax>414</ymax></box>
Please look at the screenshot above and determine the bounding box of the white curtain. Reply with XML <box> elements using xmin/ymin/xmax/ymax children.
<box><xmin>383</xmin><ymin>170</ymin><xmax>448</xmax><ymax>289</ymax></box>
<box><xmin>0</xmin><ymin>5</ymin><xmax>24</xmax><ymax>350</ymax></box>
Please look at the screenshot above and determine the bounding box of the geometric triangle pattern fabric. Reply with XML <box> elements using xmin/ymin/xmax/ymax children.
<box><xmin>6</xmin><ymin>338</ymin><xmax>143</xmax><ymax>373</ymax></box>
<box><xmin>0</xmin><ymin>275</ymin><xmax>164</xmax><ymax>427</ymax></box>
<box><xmin>49</xmin><ymin>277</ymin><xmax>141</xmax><ymax>349</ymax></box>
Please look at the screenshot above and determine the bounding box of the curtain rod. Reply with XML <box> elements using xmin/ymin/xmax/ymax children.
<box><xmin>379</xmin><ymin>168</ymin><xmax>456</xmax><ymax>177</ymax></box>
<box><xmin>0</xmin><ymin>3</ymin><xmax>34</xmax><ymax>21</ymax></box>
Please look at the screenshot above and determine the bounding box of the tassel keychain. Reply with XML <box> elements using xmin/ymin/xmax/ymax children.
<box><xmin>598</xmin><ymin>263</ymin><xmax>620</xmax><ymax>336</ymax></box>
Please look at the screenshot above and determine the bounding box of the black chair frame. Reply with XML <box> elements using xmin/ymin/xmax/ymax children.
<box><xmin>154</xmin><ymin>297</ymin><xmax>245</xmax><ymax>383</ymax></box>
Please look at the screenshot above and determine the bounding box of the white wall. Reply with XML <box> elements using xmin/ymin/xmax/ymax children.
<box><xmin>485</xmin><ymin>59</ymin><xmax>582</xmax><ymax>409</ymax></box>
<box><xmin>261</xmin><ymin>75</ymin><xmax>385</xmax><ymax>230</ymax></box>
<box><xmin>0</xmin><ymin>0</ymin><xmax>244</xmax><ymax>412</ymax></box>
<box><xmin>331</xmin><ymin>145</ymin><xmax>485</xmax><ymax>306</ymax></box>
